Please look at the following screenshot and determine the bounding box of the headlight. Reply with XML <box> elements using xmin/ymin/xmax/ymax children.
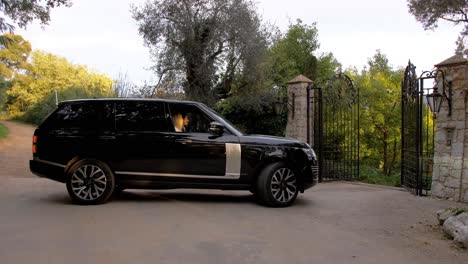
<box><xmin>302</xmin><ymin>147</ymin><xmax>316</xmax><ymax>160</ymax></box>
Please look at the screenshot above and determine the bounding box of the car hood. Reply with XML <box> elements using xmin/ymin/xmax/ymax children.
<box><xmin>239</xmin><ymin>134</ymin><xmax>308</xmax><ymax>148</ymax></box>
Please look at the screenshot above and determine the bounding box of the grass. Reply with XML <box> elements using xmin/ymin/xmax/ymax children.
<box><xmin>359</xmin><ymin>165</ymin><xmax>401</xmax><ymax>187</ymax></box>
<box><xmin>0</xmin><ymin>122</ymin><xmax>8</xmax><ymax>139</ymax></box>
<box><xmin>448</xmin><ymin>207</ymin><xmax>468</xmax><ymax>216</ymax></box>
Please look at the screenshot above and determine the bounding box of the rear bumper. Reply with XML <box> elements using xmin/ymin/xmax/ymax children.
<box><xmin>29</xmin><ymin>159</ymin><xmax>66</xmax><ymax>183</ymax></box>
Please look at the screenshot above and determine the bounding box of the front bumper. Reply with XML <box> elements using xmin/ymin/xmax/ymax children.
<box><xmin>29</xmin><ymin>159</ymin><xmax>66</xmax><ymax>183</ymax></box>
<box><xmin>302</xmin><ymin>159</ymin><xmax>319</xmax><ymax>191</ymax></box>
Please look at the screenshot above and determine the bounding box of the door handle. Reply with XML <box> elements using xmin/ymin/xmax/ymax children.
<box><xmin>175</xmin><ymin>139</ymin><xmax>192</xmax><ymax>144</ymax></box>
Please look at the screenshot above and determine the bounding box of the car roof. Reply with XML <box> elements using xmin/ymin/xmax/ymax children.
<box><xmin>60</xmin><ymin>98</ymin><xmax>201</xmax><ymax>105</ymax></box>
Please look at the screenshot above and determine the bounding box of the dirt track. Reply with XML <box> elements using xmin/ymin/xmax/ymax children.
<box><xmin>0</xmin><ymin>120</ymin><xmax>466</xmax><ymax>264</ymax></box>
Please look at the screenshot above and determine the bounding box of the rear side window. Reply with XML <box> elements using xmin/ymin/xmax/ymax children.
<box><xmin>42</xmin><ymin>102</ymin><xmax>114</xmax><ymax>130</ymax></box>
<box><xmin>115</xmin><ymin>101</ymin><xmax>169</xmax><ymax>132</ymax></box>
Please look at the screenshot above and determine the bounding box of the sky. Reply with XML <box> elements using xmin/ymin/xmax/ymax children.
<box><xmin>17</xmin><ymin>0</ymin><xmax>464</xmax><ymax>84</ymax></box>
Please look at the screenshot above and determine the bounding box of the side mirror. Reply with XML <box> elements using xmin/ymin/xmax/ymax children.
<box><xmin>209</xmin><ymin>122</ymin><xmax>224</xmax><ymax>136</ymax></box>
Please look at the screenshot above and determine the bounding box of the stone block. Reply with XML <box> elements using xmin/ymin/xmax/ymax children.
<box><xmin>453</xmin><ymin>159</ymin><xmax>463</xmax><ymax>170</ymax></box>
<box><xmin>464</xmin><ymin>189</ymin><xmax>468</xmax><ymax>202</ymax></box>
<box><xmin>443</xmin><ymin>216</ymin><xmax>464</xmax><ymax>238</ymax></box>
<box><xmin>431</xmin><ymin>181</ymin><xmax>445</xmax><ymax>197</ymax></box>
<box><xmin>437</xmin><ymin>209</ymin><xmax>458</xmax><ymax>225</ymax></box>
<box><xmin>451</xmin><ymin>143</ymin><xmax>464</xmax><ymax>156</ymax></box>
<box><xmin>464</xmin><ymin>169</ymin><xmax>468</xmax><ymax>180</ymax></box>
<box><xmin>457</xmin><ymin>212</ymin><xmax>468</xmax><ymax>225</ymax></box>
<box><xmin>432</xmin><ymin>166</ymin><xmax>441</xmax><ymax>180</ymax></box>
<box><xmin>445</xmin><ymin>176</ymin><xmax>461</xmax><ymax>188</ymax></box>
<box><xmin>454</xmin><ymin>226</ymin><xmax>468</xmax><ymax>248</ymax></box>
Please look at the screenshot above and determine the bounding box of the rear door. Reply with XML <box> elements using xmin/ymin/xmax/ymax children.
<box><xmin>112</xmin><ymin>101</ymin><xmax>173</xmax><ymax>174</ymax></box>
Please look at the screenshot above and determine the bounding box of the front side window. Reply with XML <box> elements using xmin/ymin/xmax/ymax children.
<box><xmin>116</xmin><ymin>101</ymin><xmax>169</xmax><ymax>132</ymax></box>
<box><xmin>169</xmin><ymin>103</ymin><xmax>212</xmax><ymax>133</ymax></box>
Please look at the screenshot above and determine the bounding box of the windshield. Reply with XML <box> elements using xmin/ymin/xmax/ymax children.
<box><xmin>199</xmin><ymin>104</ymin><xmax>243</xmax><ymax>136</ymax></box>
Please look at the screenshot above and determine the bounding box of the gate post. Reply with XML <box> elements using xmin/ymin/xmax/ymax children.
<box><xmin>285</xmin><ymin>74</ymin><xmax>313</xmax><ymax>143</ymax></box>
<box><xmin>431</xmin><ymin>55</ymin><xmax>468</xmax><ymax>202</ymax></box>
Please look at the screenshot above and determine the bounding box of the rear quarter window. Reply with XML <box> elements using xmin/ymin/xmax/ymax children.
<box><xmin>40</xmin><ymin>102</ymin><xmax>114</xmax><ymax>130</ymax></box>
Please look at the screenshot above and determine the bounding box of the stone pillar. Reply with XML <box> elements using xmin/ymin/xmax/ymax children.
<box><xmin>285</xmin><ymin>74</ymin><xmax>313</xmax><ymax>143</ymax></box>
<box><xmin>431</xmin><ymin>55</ymin><xmax>468</xmax><ymax>202</ymax></box>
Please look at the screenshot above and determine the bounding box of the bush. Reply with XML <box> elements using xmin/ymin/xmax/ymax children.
<box><xmin>214</xmin><ymin>90</ymin><xmax>286</xmax><ymax>136</ymax></box>
<box><xmin>359</xmin><ymin>165</ymin><xmax>401</xmax><ymax>187</ymax></box>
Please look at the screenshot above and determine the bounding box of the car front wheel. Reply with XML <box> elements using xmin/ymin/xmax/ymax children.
<box><xmin>256</xmin><ymin>162</ymin><xmax>298</xmax><ymax>207</ymax></box>
<box><xmin>66</xmin><ymin>159</ymin><xmax>115</xmax><ymax>205</ymax></box>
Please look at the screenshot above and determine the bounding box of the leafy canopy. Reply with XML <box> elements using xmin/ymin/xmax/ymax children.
<box><xmin>0</xmin><ymin>0</ymin><xmax>72</xmax><ymax>32</ymax></box>
<box><xmin>132</xmin><ymin>0</ymin><xmax>271</xmax><ymax>105</ymax></box>
<box><xmin>407</xmin><ymin>0</ymin><xmax>467</xmax><ymax>54</ymax></box>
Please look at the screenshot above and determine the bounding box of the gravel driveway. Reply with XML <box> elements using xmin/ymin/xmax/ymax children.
<box><xmin>0</xmin><ymin>120</ymin><xmax>466</xmax><ymax>264</ymax></box>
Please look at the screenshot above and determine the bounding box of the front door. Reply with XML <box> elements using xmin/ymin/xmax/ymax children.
<box><xmin>166</xmin><ymin>103</ymin><xmax>240</xmax><ymax>179</ymax></box>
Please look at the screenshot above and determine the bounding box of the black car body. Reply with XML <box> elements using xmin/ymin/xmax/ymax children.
<box><xmin>30</xmin><ymin>98</ymin><xmax>318</xmax><ymax>207</ymax></box>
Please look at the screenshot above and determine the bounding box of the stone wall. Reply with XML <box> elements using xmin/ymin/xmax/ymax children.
<box><xmin>431</xmin><ymin>55</ymin><xmax>468</xmax><ymax>202</ymax></box>
<box><xmin>285</xmin><ymin>75</ymin><xmax>313</xmax><ymax>143</ymax></box>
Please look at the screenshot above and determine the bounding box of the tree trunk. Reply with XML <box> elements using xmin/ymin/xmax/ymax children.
<box><xmin>387</xmin><ymin>138</ymin><xmax>397</xmax><ymax>176</ymax></box>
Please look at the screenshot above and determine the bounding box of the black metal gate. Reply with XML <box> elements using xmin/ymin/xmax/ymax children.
<box><xmin>401</xmin><ymin>61</ymin><xmax>438</xmax><ymax>195</ymax></box>
<box><xmin>307</xmin><ymin>73</ymin><xmax>360</xmax><ymax>182</ymax></box>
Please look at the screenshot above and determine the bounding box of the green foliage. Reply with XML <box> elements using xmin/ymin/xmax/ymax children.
<box><xmin>353</xmin><ymin>51</ymin><xmax>403</xmax><ymax>176</ymax></box>
<box><xmin>0</xmin><ymin>44</ymin><xmax>114</xmax><ymax>124</ymax></box>
<box><xmin>267</xmin><ymin>19</ymin><xmax>319</xmax><ymax>87</ymax></box>
<box><xmin>0</xmin><ymin>0</ymin><xmax>72</xmax><ymax>34</ymax></box>
<box><xmin>0</xmin><ymin>122</ymin><xmax>8</xmax><ymax>138</ymax></box>
<box><xmin>132</xmin><ymin>0</ymin><xmax>271</xmax><ymax>105</ymax></box>
<box><xmin>449</xmin><ymin>207</ymin><xmax>468</xmax><ymax>216</ymax></box>
<box><xmin>407</xmin><ymin>0</ymin><xmax>467</xmax><ymax>54</ymax></box>
<box><xmin>7</xmin><ymin>50</ymin><xmax>113</xmax><ymax>114</ymax></box>
<box><xmin>214</xmin><ymin>89</ymin><xmax>286</xmax><ymax>136</ymax></box>
<box><xmin>0</xmin><ymin>33</ymin><xmax>32</xmax><ymax>79</ymax></box>
<box><xmin>359</xmin><ymin>165</ymin><xmax>401</xmax><ymax>187</ymax></box>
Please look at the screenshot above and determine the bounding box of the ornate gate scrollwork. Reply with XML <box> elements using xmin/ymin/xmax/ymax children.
<box><xmin>307</xmin><ymin>73</ymin><xmax>360</xmax><ymax>181</ymax></box>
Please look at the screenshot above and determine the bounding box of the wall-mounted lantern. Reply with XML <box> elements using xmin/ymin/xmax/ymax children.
<box><xmin>275</xmin><ymin>93</ymin><xmax>295</xmax><ymax>117</ymax></box>
<box><xmin>421</xmin><ymin>70</ymin><xmax>452</xmax><ymax>116</ymax></box>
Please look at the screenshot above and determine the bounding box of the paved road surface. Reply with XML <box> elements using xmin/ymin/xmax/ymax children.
<box><xmin>0</xmin><ymin>120</ymin><xmax>466</xmax><ymax>264</ymax></box>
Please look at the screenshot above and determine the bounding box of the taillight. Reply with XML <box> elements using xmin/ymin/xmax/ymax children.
<box><xmin>32</xmin><ymin>135</ymin><xmax>37</xmax><ymax>154</ymax></box>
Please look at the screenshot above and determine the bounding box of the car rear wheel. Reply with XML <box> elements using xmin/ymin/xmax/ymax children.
<box><xmin>256</xmin><ymin>162</ymin><xmax>298</xmax><ymax>207</ymax></box>
<box><xmin>66</xmin><ymin>159</ymin><xmax>115</xmax><ymax>205</ymax></box>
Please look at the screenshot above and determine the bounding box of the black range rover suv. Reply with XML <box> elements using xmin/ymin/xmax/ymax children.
<box><xmin>30</xmin><ymin>98</ymin><xmax>318</xmax><ymax>207</ymax></box>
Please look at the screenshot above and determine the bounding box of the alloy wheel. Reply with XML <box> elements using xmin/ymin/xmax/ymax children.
<box><xmin>71</xmin><ymin>165</ymin><xmax>107</xmax><ymax>200</ymax></box>
<box><xmin>270</xmin><ymin>168</ymin><xmax>297</xmax><ymax>203</ymax></box>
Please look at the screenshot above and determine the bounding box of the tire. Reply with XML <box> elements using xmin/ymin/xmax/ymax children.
<box><xmin>66</xmin><ymin>159</ymin><xmax>115</xmax><ymax>205</ymax></box>
<box><xmin>256</xmin><ymin>162</ymin><xmax>298</xmax><ymax>207</ymax></box>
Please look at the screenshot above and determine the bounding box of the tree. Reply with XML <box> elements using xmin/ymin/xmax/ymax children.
<box><xmin>0</xmin><ymin>0</ymin><xmax>72</xmax><ymax>33</ymax></box>
<box><xmin>0</xmin><ymin>33</ymin><xmax>31</xmax><ymax>112</ymax></box>
<box><xmin>132</xmin><ymin>0</ymin><xmax>271</xmax><ymax>105</ymax></box>
<box><xmin>0</xmin><ymin>33</ymin><xmax>31</xmax><ymax>79</ymax></box>
<box><xmin>407</xmin><ymin>0</ymin><xmax>467</xmax><ymax>54</ymax></box>
<box><xmin>353</xmin><ymin>51</ymin><xmax>402</xmax><ymax>176</ymax></box>
<box><xmin>267</xmin><ymin>20</ymin><xmax>341</xmax><ymax>88</ymax></box>
<box><xmin>6</xmin><ymin>50</ymin><xmax>113</xmax><ymax>122</ymax></box>
<box><xmin>268</xmin><ymin>20</ymin><xmax>319</xmax><ymax>87</ymax></box>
